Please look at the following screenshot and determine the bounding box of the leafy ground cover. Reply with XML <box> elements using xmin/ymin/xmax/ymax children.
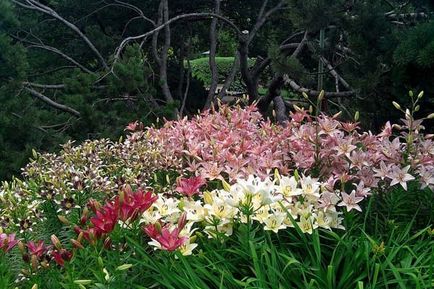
<box><xmin>0</xmin><ymin>92</ymin><xmax>433</xmax><ymax>289</ymax></box>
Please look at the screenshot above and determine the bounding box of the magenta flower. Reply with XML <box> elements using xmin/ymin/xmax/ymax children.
<box><xmin>0</xmin><ymin>233</ymin><xmax>19</xmax><ymax>253</ymax></box>
<box><xmin>27</xmin><ymin>240</ymin><xmax>48</xmax><ymax>258</ymax></box>
<box><xmin>175</xmin><ymin>176</ymin><xmax>206</xmax><ymax>198</ymax></box>
<box><xmin>155</xmin><ymin>226</ymin><xmax>188</xmax><ymax>251</ymax></box>
<box><xmin>144</xmin><ymin>213</ymin><xmax>188</xmax><ymax>251</ymax></box>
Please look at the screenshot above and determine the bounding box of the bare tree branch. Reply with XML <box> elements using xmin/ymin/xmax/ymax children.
<box><xmin>307</xmin><ymin>42</ymin><xmax>353</xmax><ymax>91</ymax></box>
<box><xmin>248</xmin><ymin>0</ymin><xmax>286</xmax><ymax>44</ymax></box>
<box><xmin>217</xmin><ymin>52</ymin><xmax>240</xmax><ymax>99</ymax></box>
<box><xmin>180</xmin><ymin>58</ymin><xmax>191</xmax><ymax>117</ymax></box>
<box><xmin>256</xmin><ymin>32</ymin><xmax>308</xmax><ymax>114</ymax></box>
<box><xmin>12</xmin><ymin>0</ymin><xmax>108</xmax><ymax>70</ymax></box>
<box><xmin>284</xmin><ymin>75</ymin><xmax>355</xmax><ymax>98</ymax></box>
<box><xmin>24</xmin><ymin>87</ymin><xmax>80</xmax><ymax>116</ymax></box>
<box><xmin>27</xmin><ymin>44</ymin><xmax>94</xmax><ymax>75</ymax></box>
<box><xmin>22</xmin><ymin>82</ymin><xmax>65</xmax><ymax>89</ymax></box>
<box><xmin>115</xmin><ymin>12</ymin><xmax>241</xmax><ymax>61</ymax></box>
<box><xmin>114</xmin><ymin>0</ymin><xmax>156</xmax><ymax>26</ymax></box>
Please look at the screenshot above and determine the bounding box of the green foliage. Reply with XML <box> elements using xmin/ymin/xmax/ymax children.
<box><xmin>269</xmin><ymin>44</ymin><xmax>309</xmax><ymax>82</ymax></box>
<box><xmin>287</xmin><ymin>0</ymin><xmax>346</xmax><ymax>32</ymax></box>
<box><xmin>394</xmin><ymin>21</ymin><xmax>434</xmax><ymax>68</ymax></box>
<box><xmin>189</xmin><ymin>57</ymin><xmax>254</xmax><ymax>91</ymax></box>
<box><xmin>3</xmin><ymin>186</ymin><xmax>433</xmax><ymax>289</ymax></box>
<box><xmin>218</xmin><ymin>30</ymin><xmax>238</xmax><ymax>57</ymax></box>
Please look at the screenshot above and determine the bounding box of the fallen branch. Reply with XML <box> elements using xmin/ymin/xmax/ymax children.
<box><xmin>285</xmin><ymin>75</ymin><xmax>355</xmax><ymax>98</ymax></box>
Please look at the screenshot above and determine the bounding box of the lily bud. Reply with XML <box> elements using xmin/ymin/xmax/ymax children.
<box><xmin>103</xmin><ymin>237</ymin><xmax>112</xmax><ymax>250</ymax></box>
<box><xmin>70</xmin><ymin>239</ymin><xmax>84</xmax><ymax>249</ymax></box>
<box><xmin>57</xmin><ymin>215</ymin><xmax>70</xmax><ymax>225</ymax></box>
<box><xmin>302</xmin><ymin>92</ymin><xmax>309</xmax><ymax>99</ymax></box>
<box><xmin>354</xmin><ymin>111</ymin><xmax>360</xmax><ymax>121</ymax></box>
<box><xmin>31</xmin><ymin>254</ymin><xmax>38</xmax><ymax>271</ymax></box>
<box><xmin>118</xmin><ymin>190</ymin><xmax>125</xmax><ymax>204</ymax></box>
<box><xmin>153</xmin><ymin>173</ymin><xmax>158</xmax><ymax>183</ymax></box>
<box><xmin>51</xmin><ymin>235</ymin><xmax>62</xmax><ymax>250</ymax></box>
<box><xmin>318</xmin><ymin>90</ymin><xmax>325</xmax><ymax>101</ymax></box>
<box><xmin>18</xmin><ymin>241</ymin><xmax>26</xmax><ymax>254</ymax></box>
<box><xmin>87</xmin><ymin>199</ymin><xmax>101</xmax><ymax>213</ymax></box>
<box><xmin>309</xmin><ymin>105</ymin><xmax>313</xmax><ymax>113</ymax></box>
<box><xmin>177</xmin><ymin>212</ymin><xmax>187</xmax><ymax>231</ymax></box>
<box><xmin>427</xmin><ymin>113</ymin><xmax>434</xmax><ymax>119</ymax></box>
<box><xmin>31</xmin><ymin>284</ymin><xmax>38</xmax><ymax>289</ymax></box>
<box><xmin>73</xmin><ymin>280</ymin><xmax>93</xmax><ymax>285</ymax></box>
<box><xmin>80</xmin><ymin>207</ymin><xmax>89</xmax><ymax>225</ymax></box>
<box><xmin>154</xmin><ymin>222</ymin><xmax>162</xmax><ymax>234</ymax></box>
<box><xmin>98</xmin><ymin>256</ymin><xmax>104</xmax><ymax>267</ymax></box>
<box><xmin>418</xmin><ymin>91</ymin><xmax>424</xmax><ymax>99</ymax></box>
<box><xmin>274</xmin><ymin>169</ymin><xmax>281</xmax><ymax>182</ymax></box>
<box><xmin>409</xmin><ymin>90</ymin><xmax>414</xmax><ymax>97</ymax></box>
<box><xmin>415</xmin><ymin>105</ymin><xmax>420</xmax><ymax>112</ymax></box>
<box><xmin>203</xmin><ymin>191</ymin><xmax>213</xmax><ymax>204</ymax></box>
<box><xmin>293</xmin><ymin>104</ymin><xmax>301</xmax><ymax>111</ymax></box>
<box><xmin>332</xmin><ymin>111</ymin><xmax>342</xmax><ymax>119</ymax></box>
<box><xmin>123</xmin><ymin>184</ymin><xmax>133</xmax><ymax>195</ymax></box>
<box><xmin>294</xmin><ymin>170</ymin><xmax>300</xmax><ymax>182</ymax></box>
<box><xmin>392</xmin><ymin>101</ymin><xmax>401</xmax><ymax>110</ymax></box>
<box><xmin>116</xmin><ymin>264</ymin><xmax>133</xmax><ymax>271</ymax></box>
<box><xmin>221</xmin><ymin>179</ymin><xmax>231</xmax><ymax>192</ymax></box>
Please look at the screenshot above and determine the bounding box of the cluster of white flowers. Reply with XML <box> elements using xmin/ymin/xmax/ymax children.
<box><xmin>140</xmin><ymin>173</ymin><xmax>347</xmax><ymax>255</ymax></box>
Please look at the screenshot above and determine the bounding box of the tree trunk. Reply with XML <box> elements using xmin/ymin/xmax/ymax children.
<box><xmin>204</xmin><ymin>0</ymin><xmax>221</xmax><ymax>109</ymax></box>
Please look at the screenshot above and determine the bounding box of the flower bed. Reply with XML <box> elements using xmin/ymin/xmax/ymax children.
<box><xmin>0</xmin><ymin>95</ymin><xmax>433</xmax><ymax>288</ymax></box>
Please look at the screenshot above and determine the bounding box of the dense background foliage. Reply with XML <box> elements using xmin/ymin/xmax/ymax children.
<box><xmin>1</xmin><ymin>0</ymin><xmax>434</xmax><ymax>179</ymax></box>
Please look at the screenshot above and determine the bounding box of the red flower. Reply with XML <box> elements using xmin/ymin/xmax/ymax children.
<box><xmin>175</xmin><ymin>176</ymin><xmax>206</xmax><ymax>198</ymax></box>
<box><xmin>118</xmin><ymin>187</ymin><xmax>157</xmax><ymax>222</ymax></box>
<box><xmin>27</xmin><ymin>240</ymin><xmax>48</xmax><ymax>258</ymax></box>
<box><xmin>90</xmin><ymin>204</ymin><xmax>118</xmax><ymax>235</ymax></box>
<box><xmin>0</xmin><ymin>233</ymin><xmax>19</xmax><ymax>253</ymax></box>
<box><xmin>51</xmin><ymin>249</ymin><xmax>72</xmax><ymax>266</ymax></box>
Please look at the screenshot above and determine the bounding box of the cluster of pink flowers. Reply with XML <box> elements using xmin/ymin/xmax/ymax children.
<box><xmin>147</xmin><ymin>104</ymin><xmax>434</xmax><ymax>204</ymax></box>
<box><xmin>0</xmin><ymin>234</ymin><xmax>74</xmax><ymax>271</ymax></box>
<box><xmin>22</xmin><ymin>236</ymin><xmax>73</xmax><ymax>268</ymax></box>
<box><xmin>147</xmin><ymin>105</ymin><xmax>293</xmax><ymax>181</ymax></box>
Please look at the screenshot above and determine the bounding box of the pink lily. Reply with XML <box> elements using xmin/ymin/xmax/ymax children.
<box><xmin>0</xmin><ymin>233</ymin><xmax>19</xmax><ymax>253</ymax></box>
<box><xmin>175</xmin><ymin>176</ymin><xmax>206</xmax><ymax>198</ymax></box>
